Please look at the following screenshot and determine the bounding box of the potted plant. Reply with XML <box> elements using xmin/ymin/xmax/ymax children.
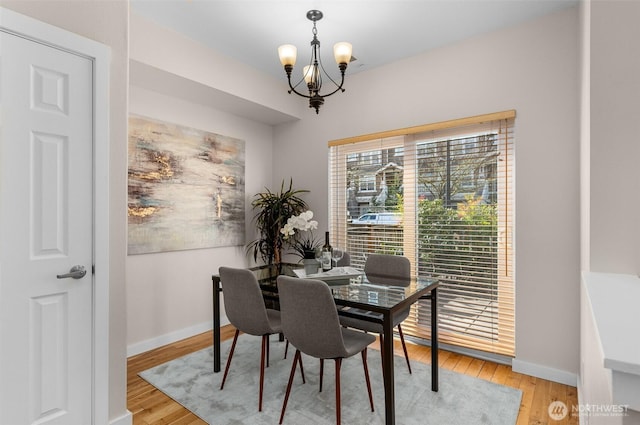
<box><xmin>281</xmin><ymin>210</ymin><xmax>322</xmax><ymax>274</ymax></box>
<box><xmin>247</xmin><ymin>179</ymin><xmax>309</xmax><ymax>266</ymax></box>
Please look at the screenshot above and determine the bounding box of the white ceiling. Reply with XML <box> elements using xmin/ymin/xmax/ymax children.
<box><xmin>131</xmin><ymin>0</ymin><xmax>578</xmax><ymax>81</ymax></box>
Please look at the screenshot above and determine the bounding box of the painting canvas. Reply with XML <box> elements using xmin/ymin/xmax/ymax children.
<box><xmin>128</xmin><ymin>114</ymin><xmax>245</xmax><ymax>254</ymax></box>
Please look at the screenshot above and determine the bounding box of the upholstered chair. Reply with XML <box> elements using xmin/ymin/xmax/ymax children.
<box><xmin>218</xmin><ymin>266</ymin><xmax>287</xmax><ymax>412</ymax></box>
<box><xmin>277</xmin><ymin>275</ymin><xmax>375</xmax><ymax>425</ymax></box>
<box><xmin>339</xmin><ymin>254</ymin><xmax>413</xmax><ymax>374</ymax></box>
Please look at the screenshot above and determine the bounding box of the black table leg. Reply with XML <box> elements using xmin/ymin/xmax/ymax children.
<box><xmin>382</xmin><ymin>311</ymin><xmax>395</xmax><ymax>425</ymax></box>
<box><xmin>431</xmin><ymin>287</ymin><xmax>438</xmax><ymax>392</ymax></box>
<box><xmin>212</xmin><ymin>276</ymin><xmax>221</xmax><ymax>373</ymax></box>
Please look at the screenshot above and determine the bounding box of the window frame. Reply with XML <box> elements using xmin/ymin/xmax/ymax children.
<box><xmin>329</xmin><ymin>110</ymin><xmax>515</xmax><ymax>357</ymax></box>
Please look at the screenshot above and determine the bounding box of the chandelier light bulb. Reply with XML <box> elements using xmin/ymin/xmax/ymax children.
<box><xmin>302</xmin><ymin>65</ymin><xmax>313</xmax><ymax>84</ymax></box>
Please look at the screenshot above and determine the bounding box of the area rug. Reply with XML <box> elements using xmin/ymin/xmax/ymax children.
<box><xmin>139</xmin><ymin>337</ymin><xmax>522</xmax><ymax>425</ymax></box>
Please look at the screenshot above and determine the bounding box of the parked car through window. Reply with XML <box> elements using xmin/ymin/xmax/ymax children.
<box><xmin>350</xmin><ymin>212</ymin><xmax>402</xmax><ymax>225</ymax></box>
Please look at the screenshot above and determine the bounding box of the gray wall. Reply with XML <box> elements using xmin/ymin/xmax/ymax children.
<box><xmin>125</xmin><ymin>13</ymin><xmax>299</xmax><ymax>354</ymax></box>
<box><xmin>586</xmin><ymin>0</ymin><xmax>640</xmax><ymax>273</ymax></box>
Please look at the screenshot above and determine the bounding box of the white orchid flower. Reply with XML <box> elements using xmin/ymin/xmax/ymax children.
<box><xmin>280</xmin><ymin>222</ymin><xmax>295</xmax><ymax>239</ymax></box>
<box><xmin>281</xmin><ymin>210</ymin><xmax>318</xmax><ymax>241</ymax></box>
<box><xmin>290</xmin><ymin>215</ymin><xmax>306</xmax><ymax>229</ymax></box>
<box><xmin>292</xmin><ymin>211</ymin><xmax>317</xmax><ymax>230</ymax></box>
<box><xmin>299</xmin><ymin>210</ymin><xmax>314</xmax><ymax>221</ymax></box>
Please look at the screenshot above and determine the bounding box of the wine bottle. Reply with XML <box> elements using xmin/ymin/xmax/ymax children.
<box><xmin>321</xmin><ymin>231</ymin><xmax>333</xmax><ymax>272</ymax></box>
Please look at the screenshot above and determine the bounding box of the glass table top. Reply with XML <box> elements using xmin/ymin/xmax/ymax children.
<box><xmin>231</xmin><ymin>263</ymin><xmax>438</xmax><ymax>311</ymax></box>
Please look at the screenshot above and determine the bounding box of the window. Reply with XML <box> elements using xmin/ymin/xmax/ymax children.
<box><xmin>329</xmin><ymin>111</ymin><xmax>515</xmax><ymax>357</ymax></box>
<box><xmin>358</xmin><ymin>175</ymin><xmax>376</xmax><ymax>192</ymax></box>
<box><xmin>360</xmin><ymin>150</ymin><xmax>381</xmax><ymax>165</ymax></box>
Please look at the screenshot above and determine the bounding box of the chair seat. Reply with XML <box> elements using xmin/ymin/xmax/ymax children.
<box><xmin>340</xmin><ymin>328</ymin><xmax>377</xmax><ymax>358</ymax></box>
<box><xmin>339</xmin><ymin>306</ymin><xmax>410</xmax><ymax>333</ymax></box>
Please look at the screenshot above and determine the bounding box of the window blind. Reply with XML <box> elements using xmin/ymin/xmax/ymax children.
<box><xmin>329</xmin><ymin>111</ymin><xmax>515</xmax><ymax>356</ymax></box>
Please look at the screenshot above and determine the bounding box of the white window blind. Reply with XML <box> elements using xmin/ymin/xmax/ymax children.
<box><xmin>329</xmin><ymin>111</ymin><xmax>515</xmax><ymax>356</ymax></box>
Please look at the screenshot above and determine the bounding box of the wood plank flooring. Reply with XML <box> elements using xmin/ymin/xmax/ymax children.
<box><xmin>127</xmin><ymin>325</ymin><xmax>578</xmax><ymax>425</ymax></box>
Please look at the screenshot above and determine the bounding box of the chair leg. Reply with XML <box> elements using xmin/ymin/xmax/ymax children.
<box><xmin>397</xmin><ymin>324</ymin><xmax>412</xmax><ymax>374</ymax></box>
<box><xmin>260</xmin><ymin>335</ymin><xmax>267</xmax><ymax>411</ymax></box>
<box><xmin>379</xmin><ymin>327</ymin><xmax>412</xmax><ymax>375</ymax></box>
<box><xmin>279</xmin><ymin>350</ymin><xmax>301</xmax><ymax>425</ymax></box>
<box><xmin>335</xmin><ymin>358</ymin><xmax>342</xmax><ymax>425</ymax></box>
<box><xmin>319</xmin><ymin>359</ymin><xmax>324</xmax><ymax>392</ymax></box>
<box><xmin>284</xmin><ymin>338</ymin><xmax>304</xmax><ymax>386</ymax></box>
<box><xmin>361</xmin><ymin>349</ymin><xmax>374</xmax><ymax>412</ymax></box>
<box><xmin>378</xmin><ymin>334</ymin><xmax>384</xmax><ymax>370</ymax></box>
<box><xmin>220</xmin><ymin>329</ymin><xmax>239</xmax><ymax>390</ymax></box>
<box><xmin>298</xmin><ymin>352</ymin><xmax>306</xmax><ymax>384</ymax></box>
<box><xmin>266</xmin><ymin>334</ymin><xmax>270</xmax><ymax>367</ymax></box>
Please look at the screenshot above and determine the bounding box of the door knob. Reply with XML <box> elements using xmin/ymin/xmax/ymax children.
<box><xmin>56</xmin><ymin>265</ymin><xmax>87</xmax><ymax>279</ymax></box>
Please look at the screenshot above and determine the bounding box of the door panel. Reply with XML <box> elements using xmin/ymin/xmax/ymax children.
<box><xmin>32</xmin><ymin>131</ymin><xmax>68</xmax><ymax>256</ymax></box>
<box><xmin>0</xmin><ymin>31</ymin><xmax>93</xmax><ymax>425</ymax></box>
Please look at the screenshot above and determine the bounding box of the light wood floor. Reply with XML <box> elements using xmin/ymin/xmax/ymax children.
<box><xmin>127</xmin><ymin>325</ymin><xmax>578</xmax><ymax>425</ymax></box>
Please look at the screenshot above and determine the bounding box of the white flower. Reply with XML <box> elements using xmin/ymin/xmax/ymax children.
<box><xmin>280</xmin><ymin>210</ymin><xmax>318</xmax><ymax>238</ymax></box>
<box><xmin>280</xmin><ymin>222</ymin><xmax>296</xmax><ymax>238</ymax></box>
<box><xmin>281</xmin><ymin>210</ymin><xmax>321</xmax><ymax>257</ymax></box>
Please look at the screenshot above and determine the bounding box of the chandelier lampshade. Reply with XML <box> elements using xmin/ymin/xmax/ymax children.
<box><xmin>278</xmin><ymin>44</ymin><xmax>297</xmax><ymax>67</ymax></box>
<box><xmin>277</xmin><ymin>10</ymin><xmax>352</xmax><ymax>114</ymax></box>
<box><xmin>333</xmin><ymin>42</ymin><xmax>353</xmax><ymax>65</ymax></box>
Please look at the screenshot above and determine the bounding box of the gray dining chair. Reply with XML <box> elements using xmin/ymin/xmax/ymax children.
<box><xmin>218</xmin><ymin>266</ymin><xmax>291</xmax><ymax>412</ymax></box>
<box><xmin>335</xmin><ymin>251</ymin><xmax>350</xmax><ymax>267</ymax></box>
<box><xmin>339</xmin><ymin>254</ymin><xmax>413</xmax><ymax>374</ymax></box>
<box><xmin>277</xmin><ymin>275</ymin><xmax>376</xmax><ymax>425</ymax></box>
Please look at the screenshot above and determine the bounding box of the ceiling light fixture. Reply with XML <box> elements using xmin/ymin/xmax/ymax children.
<box><xmin>278</xmin><ymin>10</ymin><xmax>352</xmax><ymax>114</ymax></box>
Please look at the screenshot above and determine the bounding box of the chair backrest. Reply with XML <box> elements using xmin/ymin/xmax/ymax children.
<box><xmin>364</xmin><ymin>254</ymin><xmax>411</xmax><ymax>286</ymax></box>
<box><xmin>219</xmin><ymin>267</ymin><xmax>275</xmax><ymax>336</ymax></box>
<box><xmin>277</xmin><ymin>276</ymin><xmax>349</xmax><ymax>359</ymax></box>
<box><xmin>335</xmin><ymin>251</ymin><xmax>351</xmax><ymax>267</ymax></box>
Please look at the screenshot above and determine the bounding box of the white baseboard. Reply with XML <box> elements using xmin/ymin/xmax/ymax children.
<box><xmin>110</xmin><ymin>411</ymin><xmax>132</xmax><ymax>425</ymax></box>
<box><xmin>577</xmin><ymin>375</ymin><xmax>587</xmax><ymax>425</ymax></box>
<box><xmin>126</xmin><ymin>319</ymin><xmax>229</xmax><ymax>357</ymax></box>
<box><xmin>512</xmin><ymin>358</ymin><xmax>577</xmax><ymax>387</ymax></box>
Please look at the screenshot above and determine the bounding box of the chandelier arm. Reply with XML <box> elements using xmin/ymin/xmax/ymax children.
<box><xmin>286</xmin><ymin>74</ymin><xmax>314</xmax><ymax>99</ymax></box>
<box><xmin>316</xmin><ymin>71</ymin><xmax>346</xmax><ymax>97</ymax></box>
<box><xmin>317</xmin><ymin>59</ymin><xmax>345</xmax><ymax>94</ymax></box>
<box><xmin>285</xmin><ymin>68</ymin><xmax>345</xmax><ymax>99</ymax></box>
<box><xmin>305</xmin><ymin>46</ymin><xmax>347</xmax><ymax>98</ymax></box>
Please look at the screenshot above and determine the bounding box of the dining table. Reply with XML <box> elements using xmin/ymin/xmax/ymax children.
<box><xmin>211</xmin><ymin>263</ymin><xmax>440</xmax><ymax>425</ymax></box>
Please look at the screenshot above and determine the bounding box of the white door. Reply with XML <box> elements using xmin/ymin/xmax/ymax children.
<box><xmin>0</xmin><ymin>30</ymin><xmax>94</xmax><ymax>425</ymax></box>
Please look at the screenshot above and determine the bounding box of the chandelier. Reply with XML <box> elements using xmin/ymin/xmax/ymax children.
<box><xmin>278</xmin><ymin>10</ymin><xmax>352</xmax><ymax>114</ymax></box>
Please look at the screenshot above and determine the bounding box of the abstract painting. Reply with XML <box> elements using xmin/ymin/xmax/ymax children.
<box><xmin>128</xmin><ymin>114</ymin><xmax>245</xmax><ymax>254</ymax></box>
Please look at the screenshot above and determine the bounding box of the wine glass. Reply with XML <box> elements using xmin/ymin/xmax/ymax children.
<box><xmin>331</xmin><ymin>248</ymin><xmax>344</xmax><ymax>267</ymax></box>
<box><xmin>313</xmin><ymin>247</ymin><xmax>323</xmax><ymax>273</ymax></box>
